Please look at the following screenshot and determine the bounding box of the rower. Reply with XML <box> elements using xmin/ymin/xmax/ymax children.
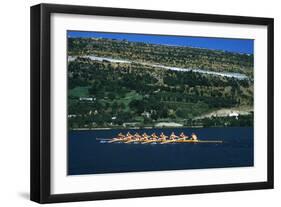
<box><xmin>191</xmin><ymin>133</ymin><xmax>198</xmax><ymax>141</ymax></box>
<box><xmin>160</xmin><ymin>132</ymin><xmax>168</xmax><ymax>141</ymax></box>
<box><xmin>117</xmin><ymin>133</ymin><xmax>125</xmax><ymax>139</ymax></box>
<box><xmin>134</xmin><ymin>133</ymin><xmax>141</xmax><ymax>141</ymax></box>
<box><xmin>151</xmin><ymin>133</ymin><xmax>158</xmax><ymax>140</ymax></box>
<box><xmin>142</xmin><ymin>133</ymin><xmax>149</xmax><ymax>141</ymax></box>
<box><xmin>170</xmin><ymin>132</ymin><xmax>178</xmax><ymax>140</ymax></box>
<box><xmin>126</xmin><ymin>132</ymin><xmax>133</xmax><ymax>140</ymax></box>
<box><xmin>179</xmin><ymin>132</ymin><xmax>188</xmax><ymax>140</ymax></box>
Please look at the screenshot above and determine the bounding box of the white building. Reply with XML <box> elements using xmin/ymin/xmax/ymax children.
<box><xmin>79</xmin><ymin>97</ymin><xmax>95</xmax><ymax>101</ymax></box>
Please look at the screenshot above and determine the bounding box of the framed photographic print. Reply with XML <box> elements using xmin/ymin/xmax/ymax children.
<box><xmin>30</xmin><ymin>3</ymin><xmax>274</xmax><ymax>203</ymax></box>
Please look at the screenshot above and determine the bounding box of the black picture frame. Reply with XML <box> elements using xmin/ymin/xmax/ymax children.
<box><xmin>30</xmin><ymin>3</ymin><xmax>274</xmax><ymax>203</ymax></box>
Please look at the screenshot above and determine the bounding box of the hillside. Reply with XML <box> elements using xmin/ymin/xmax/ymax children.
<box><xmin>67</xmin><ymin>37</ymin><xmax>254</xmax><ymax>129</ymax></box>
<box><xmin>68</xmin><ymin>37</ymin><xmax>254</xmax><ymax>76</ymax></box>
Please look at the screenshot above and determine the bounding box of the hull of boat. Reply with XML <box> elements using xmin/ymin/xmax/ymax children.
<box><xmin>98</xmin><ymin>137</ymin><xmax>222</xmax><ymax>144</ymax></box>
<box><xmin>141</xmin><ymin>140</ymin><xmax>162</xmax><ymax>144</ymax></box>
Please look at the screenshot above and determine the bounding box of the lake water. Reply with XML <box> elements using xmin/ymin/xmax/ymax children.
<box><xmin>68</xmin><ymin>127</ymin><xmax>253</xmax><ymax>175</ymax></box>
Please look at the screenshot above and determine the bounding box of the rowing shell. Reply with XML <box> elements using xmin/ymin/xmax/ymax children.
<box><xmin>161</xmin><ymin>139</ymin><xmax>223</xmax><ymax>144</ymax></box>
<box><xmin>141</xmin><ymin>140</ymin><xmax>163</xmax><ymax>144</ymax></box>
<box><xmin>98</xmin><ymin>138</ymin><xmax>223</xmax><ymax>144</ymax></box>
<box><xmin>160</xmin><ymin>137</ymin><xmax>186</xmax><ymax>144</ymax></box>
<box><xmin>124</xmin><ymin>139</ymin><xmax>143</xmax><ymax>144</ymax></box>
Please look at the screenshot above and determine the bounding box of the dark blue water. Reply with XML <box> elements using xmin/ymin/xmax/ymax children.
<box><xmin>68</xmin><ymin>127</ymin><xmax>253</xmax><ymax>175</ymax></box>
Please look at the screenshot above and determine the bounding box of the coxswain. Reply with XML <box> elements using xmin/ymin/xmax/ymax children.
<box><xmin>191</xmin><ymin>133</ymin><xmax>198</xmax><ymax>141</ymax></box>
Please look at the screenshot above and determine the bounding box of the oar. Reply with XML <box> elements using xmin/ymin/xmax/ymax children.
<box><xmin>108</xmin><ymin>138</ymin><xmax>127</xmax><ymax>143</ymax></box>
<box><xmin>142</xmin><ymin>139</ymin><xmax>158</xmax><ymax>144</ymax></box>
<box><xmin>96</xmin><ymin>138</ymin><xmax>112</xmax><ymax>141</ymax></box>
<box><xmin>124</xmin><ymin>139</ymin><xmax>137</xmax><ymax>144</ymax></box>
<box><xmin>177</xmin><ymin>137</ymin><xmax>187</xmax><ymax>141</ymax></box>
<box><xmin>160</xmin><ymin>139</ymin><xmax>176</xmax><ymax>144</ymax></box>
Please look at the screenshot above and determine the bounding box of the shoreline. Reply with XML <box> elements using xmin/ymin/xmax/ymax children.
<box><xmin>69</xmin><ymin>126</ymin><xmax>203</xmax><ymax>131</ymax></box>
<box><xmin>69</xmin><ymin>125</ymin><xmax>255</xmax><ymax>131</ymax></box>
